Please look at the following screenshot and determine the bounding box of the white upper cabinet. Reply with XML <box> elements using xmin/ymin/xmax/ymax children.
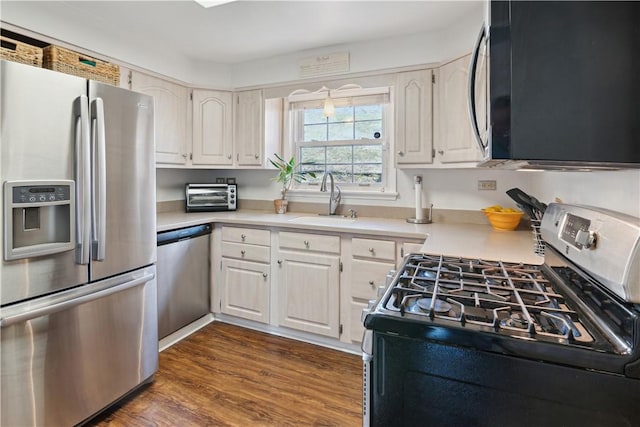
<box><xmin>130</xmin><ymin>71</ymin><xmax>189</xmax><ymax>165</ymax></box>
<box><xmin>435</xmin><ymin>54</ymin><xmax>483</xmax><ymax>164</ymax></box>
<box><xmin>192</xmin><ymin>89</ymin><xmax>234</xmax><ymax>166</ymax></box>
<box><xmin>234</xmin><ymin>90</ymin><xmax>264</xmax><ymax>166</ymax></box>
<box><xmin>395</xmin><ymin>69</ymin><xmax>434</xmax><ymax>166</ymax></box>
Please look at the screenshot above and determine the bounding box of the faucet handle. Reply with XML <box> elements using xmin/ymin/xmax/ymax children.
<box><xmin>348</xmin><ymin>209</ymin><xmax>358</xmax><ymax>219</ymax></box>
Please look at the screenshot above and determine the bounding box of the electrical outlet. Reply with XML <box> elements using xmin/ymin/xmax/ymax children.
<box><xmin>478</xmin><ymin>180</ymin><xmax>497</xmax><ymax>191</ymax></box>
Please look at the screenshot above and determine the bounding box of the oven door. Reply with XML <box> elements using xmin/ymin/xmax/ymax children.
<box><xmin>368</xmin><ymin>330</ymin><xmax>639</xmax><ymax>427</ymax></box>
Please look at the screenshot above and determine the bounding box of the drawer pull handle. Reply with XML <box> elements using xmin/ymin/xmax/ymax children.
<box><xmin>277</xmin><ymin>260</ymin><xmax>282</xmax><ymax>265</ymax></box>
<box><xmin>304</xmin><ymin>240</ymin><xmax>310</xmax><ymax>248</ymax></box>
<box><xmin>368</xmin><ymin>247</ymin><xmax>374</xmax><ymax>253</ymax></box>
<box><xmin>369</xmin><ymin>280</ymin><xmax>375</xmax><ymax>286</ymax></box>
<box><xmin>241</xmin><ymin>250</ymin><xmax>246</xmax><ymax>256</ymax></box>
<box><xmin>241</xmin><ymin>234</ymin><xmax>246</xmax><ymax>241</ymax></box>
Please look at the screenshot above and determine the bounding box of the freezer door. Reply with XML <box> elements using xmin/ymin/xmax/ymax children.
<box><xmin>0</xmin><ymin>61</ymin><xmax>89</xmax><ymax>305</ymax></box>
<box><xmin>89</xmin><ymin>82</ymin><xmax>156</xmax><ymax>281</ymax></box>
<box><xmin>0</xmin><ymin>266</ymin><xmax>158</xmax><ymax>426</ymax></box>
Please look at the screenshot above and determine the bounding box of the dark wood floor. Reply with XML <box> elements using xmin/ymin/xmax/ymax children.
<box><xmin>90</xmin><ymin>322</ymin><xmax>363</xmax><ymax>426</ymax></box>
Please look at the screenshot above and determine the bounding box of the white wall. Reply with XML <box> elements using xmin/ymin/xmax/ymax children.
<box><xmin>231</xmin><ymin>3</ymin><xmax>484</xmax><ymax>88</ymax></box>
<box><xmin>157</xmin><ymin>168</ymin><xmax>640</xmax><ymax>218</ymax></box>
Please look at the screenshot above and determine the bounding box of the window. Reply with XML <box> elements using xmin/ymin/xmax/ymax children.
<box><xmin>287</xmin><ymin>87</ymin><xmax>393</xmax><ymax>195</ymax></box>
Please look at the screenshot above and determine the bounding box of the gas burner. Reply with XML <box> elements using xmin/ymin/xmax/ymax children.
<box><xmin>416</xmin><ymin>298</ymin><xmax>452</xmax><ymax>313</ymax></box>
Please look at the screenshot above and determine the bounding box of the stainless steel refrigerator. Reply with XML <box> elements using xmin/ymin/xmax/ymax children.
<box><xmin>0</xmin><ymin>60</ymin><xmax>158</xmax><ymax>426</ymax></box>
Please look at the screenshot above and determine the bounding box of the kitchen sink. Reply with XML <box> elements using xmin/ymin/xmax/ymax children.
<box><xmin>288</xmin><ymin>215</ymin><xmax>356</xmax><ymax>225</ymax></box>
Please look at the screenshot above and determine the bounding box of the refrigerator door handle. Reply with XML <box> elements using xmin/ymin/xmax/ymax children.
<box><xmin>0</xmin><ymin>273</ymin><xmax>155</xmax><ymax>328</ymax></box>
<box><xmin>91</xmin><ymin>97</ymin><xmax>107</xmax><ymax>261</ymax></box>
<box><xmin>74</xmin><ymin>95</ymin><xmax>91</xmax><ymax>265</ymax></box>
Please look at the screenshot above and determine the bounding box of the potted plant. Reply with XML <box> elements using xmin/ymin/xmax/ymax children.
<box><xmin>269</xmin><ymin>153</ymin><xmax>315</xmax><ymax>214</ymax></box>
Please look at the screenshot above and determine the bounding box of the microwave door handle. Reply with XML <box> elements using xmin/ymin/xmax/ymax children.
<box><xmin>468</xmin><ymin>24</ymin><xmax>488</xmax><ymax>157</ymax></box>
<box><xmin>90</xmin><ymin>98</ymin><xmax>107</xmax><ymax>261</ymax></box>
<box><xmin>74</xmin><ymin>95</ymin><xmax>91</xmax><ymax>265</ymax></box>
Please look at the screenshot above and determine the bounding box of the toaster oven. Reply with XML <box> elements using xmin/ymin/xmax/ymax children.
<box><xmin>185</xmin><ymin>184</ymin><xmax>236</xmax><ymax>212</ymax></box>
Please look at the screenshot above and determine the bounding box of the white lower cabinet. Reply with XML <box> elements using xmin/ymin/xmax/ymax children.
<box><xmin>275</xmin><ymin>231</ymin><xmax>341</xmax><ymax>338</ymax></box>
<box><xmin>219</xmin><ymin>226</ymin><xmax>271</xmax><ymax>324</ymax></box>
<box><xmin>221</xmin><ymin>258</ymin><xmax>270</xmax><ymax>323</ymax></box>
<box><xmin>214</xmin><ymin>224</ymin><xmax>426</xmax><ymax>347</ymax></box>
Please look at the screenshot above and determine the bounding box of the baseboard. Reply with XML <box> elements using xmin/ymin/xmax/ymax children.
<box><xmin>159</xmin><ymin>313</ymin><xmax>214</xmax><ymax>352</ymax></box>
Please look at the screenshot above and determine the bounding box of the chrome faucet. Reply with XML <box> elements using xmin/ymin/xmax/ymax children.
<box><xmin>320</xmin><ymin>172</ymin><xmax>341</xmax><ymax>215</ymax></box>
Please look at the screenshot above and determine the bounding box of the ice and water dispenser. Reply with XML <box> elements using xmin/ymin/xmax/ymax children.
<box><xmin>3</xmin><ymin>180</ymin><xmax>75</xmax><ymax>261</ymax></box>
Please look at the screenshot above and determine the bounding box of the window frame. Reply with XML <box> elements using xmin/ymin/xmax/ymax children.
<box><xmin>284</xmin><ymin>86</ymin><xmax>397</xmax><ymax>200</ymax></box>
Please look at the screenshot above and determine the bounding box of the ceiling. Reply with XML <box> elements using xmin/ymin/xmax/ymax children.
<box><xmin>21</xmin><ymin>1</ymin><xmax>482</xmax><ymax>65</ymax></box>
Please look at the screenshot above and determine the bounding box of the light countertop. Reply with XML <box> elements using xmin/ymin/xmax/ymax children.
<box><xmin>157</xmin><ymin>209</ymin><xmax>543</xmax><ymax>265</ymax></box>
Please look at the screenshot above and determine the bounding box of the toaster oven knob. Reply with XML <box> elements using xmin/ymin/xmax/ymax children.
<box><xmin>576</xmin><ymin>229</ymin><xmax>597</xmax><ymax>249</ymax></box>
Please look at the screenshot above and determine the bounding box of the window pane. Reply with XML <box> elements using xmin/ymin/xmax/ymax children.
<box><xmin>354</xmin><ymin>145</ymin><xmax>382</xmax><ymax>163</ymax></box>
<box><xmin>354</xmin><ymin>164</ymin><xmax>383</xmax><ymax>183</ymax></box>
<box><xmin>355</xmin><ymin>120</ymin><xmax>383</xmax><ymax>140</ymax></box>
<box><xmin>300</xmin><ymin>164</ymin><xmax>323</xmax><ymax>183</ymax></box>
<box><xmin>303</xmin><ymin>124</ymin><xmax>327</xmax><ymax>141</ymax></box>
<box><xmin>325</xmin><ymin>164</ymin><xmax>353</xmax><ymax>183</ymax></box>
<box><xmin>326</xmin><ymin>146</ymin><xmax>353</xmax><ymax>164</ymax></box>
<box><xmin>300</xmin><ymin>146</ymin><xmax>325</xmax><ymax>165</ymax></box>
<box><xmin>329</xmin><ymin>106</ymin><xmax>354</xmax><ymax>124</ymax></box>
<box><xmin>355</xmin><ymin>105</ymin><xmax>382</xmax><ymax>121</ymax></box>
<box><xmin>304</xmin><ymin>108</ymin><xmax>326</xmax><ymax>125</ymax></box>
<box><xmin>328</xmin><ymin>122</ymin><xmax>353</xmax><ymax>141</ymax></box>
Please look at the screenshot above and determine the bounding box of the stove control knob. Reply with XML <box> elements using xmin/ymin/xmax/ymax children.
<box><xmin>367</xmin><ymin>299</ymin><xmax>377</xmax><ymax>310</ymax></box>
<box><xmin>576</xmin><ymin>229</ymin><xmax>597</xmax><ymax>249</ymax></box>
<box><xmin>377</xmin><ymin>285</ymin><xmax>386</xmax><ymax>298</ymax></box>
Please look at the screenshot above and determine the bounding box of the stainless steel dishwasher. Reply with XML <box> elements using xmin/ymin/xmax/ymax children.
<box><xmin>156</xmin><ymin>224</ymin><xmax>211</xmax><ymax>339</ymax></box>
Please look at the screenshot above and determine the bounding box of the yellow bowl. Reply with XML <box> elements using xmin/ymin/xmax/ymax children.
<box><xmin>482</xmin><ymin>209</ymin><xmax>523</xmax><ymax>231</ymax></box>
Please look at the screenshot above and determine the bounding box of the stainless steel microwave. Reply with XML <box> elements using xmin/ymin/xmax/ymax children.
<box><xmin>185</xmin><ymin>184</ymin><xmax>236</xmax><ymax>212</ymax></box>
<box><xmin>468</xmin><ymin>1</ymin><xmax>640</xmax><ymax>170</ymax></box>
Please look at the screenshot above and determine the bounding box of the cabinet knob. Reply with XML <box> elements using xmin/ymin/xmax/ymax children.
<box><xmin>263</xmin><ymin>273</ymin><xmax>268</xmax><ymax>278</ymax></box>
<box><xmin>255</xmin><ymin>153</ymin><xmax>259</xmax><ymax>159</ymax></box>
<box><xmin>227</xmin><ymin>154</ymin><xmax>232</xmax><ymax>160</ymax></box>
<box><xmin>182</xmin><ymin>153</ymin><xmax>188</xmax><ymax>159</ymax></box>
<box><xmin>437</xmin><ymin>150</ymin><xmax>444</xmax><ymax>155</ymax></box>
<box><xmin>277</xmin><ymin>260</ymin><xmax>282</xmax><ymax>265</ymax></box>
<box><xmin>397</xmin><ymin>151</ymin><xmax>404</xmax><ymax>156</ymax></box>
<box><xmin>304</xmin><ymin>240</ymin><xmax>310</xmax><ymax>248</ymax></box>
<box><xmin>241</xmin><ymin>234</ymin><xmax>246</xmax><ymax>241</ymax></box>
<box><xmin>241</xmin><ymin>250</ymin><xmax>246</xmax><ymax>256</ymax></box>
<box><xmin>369</xmin><ymin>280</ymin><xmax>375</xmax><ymax>286</ymax></box>
<box><xmin>368</xmin><ymin>247</ymin><xmax>374</xmax><ymax>253</ymax></box>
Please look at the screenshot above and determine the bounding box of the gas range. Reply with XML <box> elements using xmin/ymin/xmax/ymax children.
<box><xmin>362</xmin><ymin>203</ymin><xmax>640</xmax><ymax>426</ymax></box>
<box><xmin>382</xmin><ymin>255</ymin><xmax>595</xmax><ymax>346</ymax></box>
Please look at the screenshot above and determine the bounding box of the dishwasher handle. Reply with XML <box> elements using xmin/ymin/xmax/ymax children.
<box><xmin>157</xmin><ymin>224</ymin><xmax>212</xmax><ymax>246</ymax></box>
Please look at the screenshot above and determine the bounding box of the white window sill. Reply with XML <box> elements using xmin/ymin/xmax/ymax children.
<box><xmin>287</xmin><ymin>188</ymin><xmax>399</xmax><ymax>201</ymax></box>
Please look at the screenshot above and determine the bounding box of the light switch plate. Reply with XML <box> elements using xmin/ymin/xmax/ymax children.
<box><xmin>478</xmin><ymin>180</ymin><xmax>497</xmax><ymax>191</ymax></box>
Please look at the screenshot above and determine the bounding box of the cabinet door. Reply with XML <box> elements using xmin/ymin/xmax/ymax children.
<box><xmin>395</xmin><ymin>69</ymin><xmax>434</xmax><ymax>165</ymax></box>
<box><xmin>221</xmin><ymin>258</ymin><xmax>270</xmax><ymax>323</ymax></box>
<box><xmin>436</xmin><ymin>55</ymin><xmax>483</xmax><ymax>163</ymax></box>
<box><xmin>192</xmin><ymin>89</ymin><xmax>233</xmax><ymax>166</ymax></box>
<box><xmin>397</xmin><ymin>241</ymin><xmax>425</xmax><ymax>266</ymax></box>
<box><xmin>130</xmin><ymin>72</ymin><xmax>188</xmax><ymax>165</ymax></box>
<box><xmin>277</xmin><ymin>250</ymin><xmax>340</xmax><ymax>338</ymax></box>
<box><xmin>234</xmin><ymin>90</ymin><xmax>264</xmax><ymax>166</ymax></box>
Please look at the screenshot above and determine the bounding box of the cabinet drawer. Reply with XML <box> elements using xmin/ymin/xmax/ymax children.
<box><xmin>221</xmin><ymin>242</ymin><xmax>270</xmax><ymax>263</ymax></box>
<box><xmin>222</xmin><ymin>226</ymin><xmax>270</xmax><ymax>246</ymax></box>
<box><xmin>279</xmin><ymin>231</ymin><xmax>339</xmax><ymax>254</ymax></box>
<box><xmin>352</xmin><ymin>238</ymin><xmax>396</xmax><ymax>261</ymax></box>
<box><xmin>351</xmin><ymin>259</ymin><xmax>395</xmax><ymax>300</ymax></box>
